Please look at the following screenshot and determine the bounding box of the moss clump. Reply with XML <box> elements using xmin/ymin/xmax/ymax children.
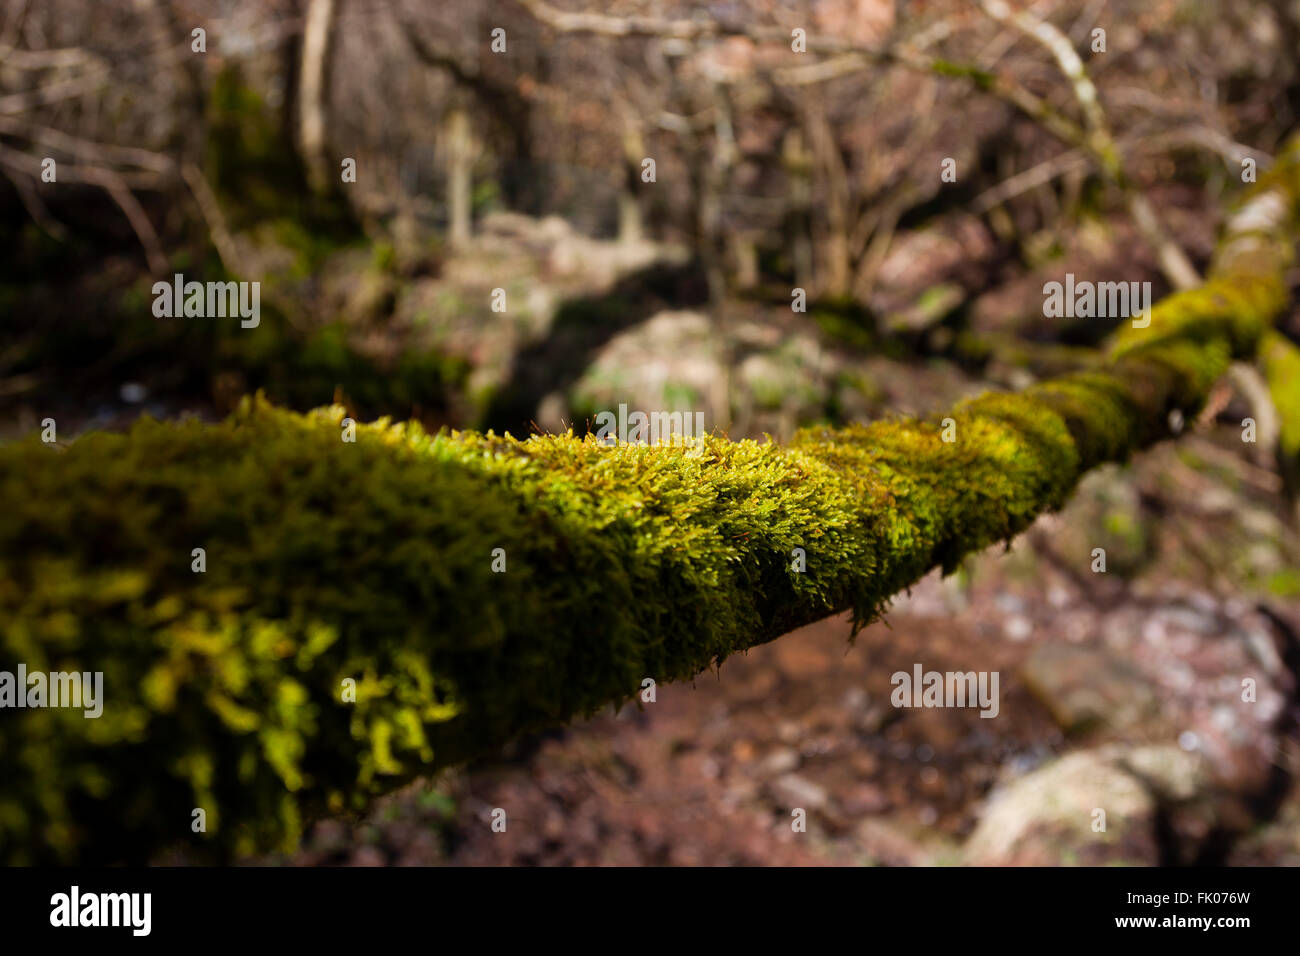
<box><xmin>3</xmin><ymin>136</ymin><xmax>1299</xmax><ymax>865</ymax></box>
<box><xmin>1261</xmin><ymin>331</ymin><xmax>1300</xmax><ymax>502</ymax></box>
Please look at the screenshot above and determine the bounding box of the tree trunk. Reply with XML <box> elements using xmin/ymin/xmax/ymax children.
<box><xmin>618</xmin><ymin>122</ymin><xmax>645</xmax><ymax>245</ymax></box>
<box><xmin>782</xmin><ymin>129</ymin><xmax>814</xmax><ymax>291</ymax></box>
<box><xmin>299</xmin><ymin>0</ymin><xmax>339</xmax><ymax>194</ymax></box>
<box><xmin>445</xmin><ymin>107</ymin><xmax>474</xmax><ymax>247</ymax></box>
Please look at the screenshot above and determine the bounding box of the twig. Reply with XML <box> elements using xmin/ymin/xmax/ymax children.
<box><xmin>181</xmin><ymin>163</ymin><xmax>245</xmax><ymax>277</ymax></box>
<box><xmin>0</xmin><ymin>115</ymin><xmax>175</xmax><ymax>174</ymax></box>
<box><xmin>978</xmin><ymin>0</ymin><xmax>1201</xmax><ymax>290</ymax></box>
<box><xmin>0</xmin><ymin>164</ymin><xmax>65</xmax><ymax>239</ymax></box>
<box><xmin>972</xmin><ymin>147</ymin><xmax>1089</xmax><ymax>213</ymax></box>
<box><xmin>1182</xmin><ymin>435</ymin><xmax>1283</xmax><ymax>494</ymax></box>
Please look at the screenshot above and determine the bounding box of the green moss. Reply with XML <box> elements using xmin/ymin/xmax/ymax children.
<box><xmin>1261</xmin><ymin>330</ymin><xmax>1300</xmax><ymax>504</ymax></box>
<box><xmin>810</xmin><ymin>298</ymin><xmax>880</xmax><ymax>352</ymax></box>
<box><xmin>1267</xmin><ymin>568</ymin><xmax>1300</xmax><ymax>598</ymax></box>
<box><xmin>1262</xmin><ymin>332</ymin><xmax>1300</xmax><ymax>460</ymax></box>
<box><xmin>930</xmin><ymin>59</ymin><xmax>997</xmax><ymax>92</ymax></box>
<box><xmin>371</xmin><ymin>241</ymin><xmax>398</xmax><ymax>275</ymax></box>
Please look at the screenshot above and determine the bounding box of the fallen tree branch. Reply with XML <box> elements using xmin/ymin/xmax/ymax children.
<box><xmin>1260</xmin><ymin>330</ymin><xmax>1300</xmax><ymax>521</ymax></box>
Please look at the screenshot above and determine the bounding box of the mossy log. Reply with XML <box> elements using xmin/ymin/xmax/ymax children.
<box><xmin>1261</xmin><ymin>330</ymin><xmax>1300</xmax><ymax>513</ymax></box>
<box><xmin>2</xmin><ymin>138</ymin><xmax>1299</xmax><ymax>863</ymax></box>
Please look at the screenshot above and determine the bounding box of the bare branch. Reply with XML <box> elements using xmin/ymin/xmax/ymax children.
<box><xmin>0</xmin><ymin>142</ymin><xmax>167</xmax><ymax>273</ymax></box>
<box><xmin>0</xmin><ymin>115</ymin><xmax>175</xmax><ymax>174</ymax></box>
<box><xmin>0</xmin><ymin>162</ymin><xmax>65</xmax><ymax>239</ymax></box>
<box><xmin>971</xmin><ymin>147</ymin><xmax>1089</xmax><ymax>214</ymax></box>
<box><xmin>79</xmin><ymin>166</ymin><xmax>168</xmax><ymax>275</ymax></box>
<box><xmin>979</xmin><ymin>0</ymin><xmax>1201</xmax><ymax>290</ymax></box>
<box><xmin>181</xmin><ymin>163</ymin><xmax>245</xmax><ymax>277</ymax></box>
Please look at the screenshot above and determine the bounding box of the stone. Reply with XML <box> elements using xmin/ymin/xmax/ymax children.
<box><xmin>963</xmin><ymin>747</ymin><xmax>1158</xmax><ymax>866</ymax></box>
<box><xmin>1021</xmin><ymin>642</ymin><xmax>1159</xmax><ymax>733</ymax></box>
<box><xmin>769</xmin><ymin>773</ymin><xmax>829</xmax><ymax>811</ymax></box>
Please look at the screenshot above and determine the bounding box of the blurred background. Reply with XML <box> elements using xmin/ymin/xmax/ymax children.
<box><xmin>5</xmin><ymin>0</ymin><xmax>1300</xmax><ymax>865</ymax></box>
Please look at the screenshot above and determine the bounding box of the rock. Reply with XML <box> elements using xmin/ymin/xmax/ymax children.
<box><xmin>758</xmin><ymin>747</ymin><xmax>801</xmax><ymax>777</ymax></box>
<box><xmin>571</xmin><ymin>310</ymin><xmax>723</xmax><ymax>428</ymax></box>
<box><xmin>776</xmin><ymin>720</ymin><xmax>802</xmax><ymax>744</ymax></box>
<box><xmin>1121</xmin><ymin>745</ymin><xmax>1207</xmax><ymax>802</ymax></box>
<box><xmin>769</xmin><ymin>773</ymin><xmax>829</xmax><ymax>811</ymax></box>
<box><xmin>882</xmin><ymin>281</ymin><xmax>965</xmax><ymax>333</ymax></box>
<box><xmin>1049</xmin><ymin>466</ymin><xmax>1152</xmax><ymax>576</ymax></box>
<box><xmin>1021</xmin><ymin>643</ymin><xmax>1160</xmax><ymax>733</ymax></box>
<box><xmin>854</xmin><ymin>817</ymin><xmax>934</xmax><ymax>866</ymax></box>
<box><xmin>1003</xmin><ymin>614</ymin><xmax>1033</xmax><ymax>641</ymax></box>
<box><xmin>841</xmin><ymin>783</ymin><xmax>891</xmax><ymax>815</ymax></box>
<box><xmin>963</xmin><ymin>747</ymin><xmax>1160</xmax><ymax>866</ymax></box>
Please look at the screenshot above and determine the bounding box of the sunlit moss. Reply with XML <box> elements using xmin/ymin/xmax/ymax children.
<box><xmin>1261</xmin><ymin>330</ymin><xmax>1300</xmax><ymax>496</ymax></box>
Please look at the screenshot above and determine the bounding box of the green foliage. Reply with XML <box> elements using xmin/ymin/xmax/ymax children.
<box><xmin>809</xmin><ymin>297</ymin><xmax>879</xmax><ymax>352</ymax></box>
<box><xmin>371</xmin><ymin>241</ymin><xmax>398</xmax><ymax>275</ymax></box>
<box><xmin>204</xmin><ymin>66</ymin><xmax>357</xmax><ymax>254</ymax></box>
<box><xmin>258</xmin><ymin>322</ymin><xmax>469</xmax><ymax>415</ymax></box>
<box><xmin>2</xmin><ymin>134</ymin><xmax>1298</xmax><ymax>867</ymax></box>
